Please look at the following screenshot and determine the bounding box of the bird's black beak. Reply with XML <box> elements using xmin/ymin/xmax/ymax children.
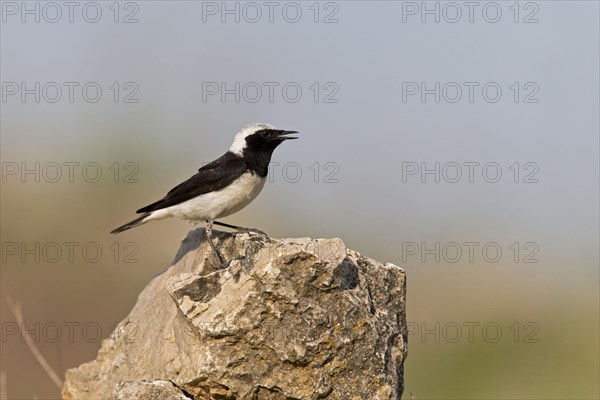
<box><xmin>277</xmin><ymin>130</ymin><xmax>299</xmax><ymax>140</ymax></box>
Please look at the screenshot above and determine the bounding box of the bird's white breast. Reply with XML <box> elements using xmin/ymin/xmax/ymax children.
<box><xmin>148</xmin><ymin>172</ymin><xmax>266</xmax><ymax>222</ymax></box>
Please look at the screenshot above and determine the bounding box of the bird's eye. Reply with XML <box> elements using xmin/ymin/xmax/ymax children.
<box><xmin>260</xmin><ymin>131</ymin><xmax>270</xmax><ymax>138</ymax></box>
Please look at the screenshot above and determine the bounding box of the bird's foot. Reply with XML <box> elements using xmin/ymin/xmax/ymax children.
<box><xmin>249</xmin><ymin>228</ymin><xmax>269</xmax><ymax>240</ymax></box>
<box><xmin>212</xmin><ymin>221</ymin><xmax>268</xmax><ymax>240</ymax></box>
<box><xmin>238</xmin><ymin>227</ymin><xmax>269</xmax><ymax>240</ymax></box>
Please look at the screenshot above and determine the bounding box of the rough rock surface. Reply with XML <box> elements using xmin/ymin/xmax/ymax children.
<box><xmin>62</xmin><ymin>229</ymin><xmax>407</xmax><ymax>399</ymax></box>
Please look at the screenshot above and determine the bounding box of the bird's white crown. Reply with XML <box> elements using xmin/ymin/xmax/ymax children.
<box><xmin>229</xmin><ymin>123</ymin><xmax>277</xmax><ymax>155</ymax></box>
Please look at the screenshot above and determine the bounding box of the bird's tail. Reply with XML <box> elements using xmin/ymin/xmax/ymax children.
<box><xmin>111</xmin><ymin>212</ymin><xmax>151</xmax><ymax>234</ymax></box>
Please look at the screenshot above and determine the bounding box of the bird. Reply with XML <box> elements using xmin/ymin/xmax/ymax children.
<box><xmin>111</xmin><ymin>122</ymin><xmax>298</xmax><ymax>265</ymax></box>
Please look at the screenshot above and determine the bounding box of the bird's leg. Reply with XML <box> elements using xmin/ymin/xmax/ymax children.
<box><xmin>213</xmin><ymin>220</ymin><xmax>268</xmax><ymax>238</ymax></box>
<box><xmin>204</xmin><ymin>219</ymin><xmax>224</xmax><ymax>268</ymax></box>
<box><xmin>212</xmin><ymin>221</ymin><xmax>243</xmax><ymax>230</ymax></box>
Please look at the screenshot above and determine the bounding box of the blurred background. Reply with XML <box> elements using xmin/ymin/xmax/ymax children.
<box><xmin>1</xmin><ymin>1</ymin><xmax>598</xmax><ymax>399</ymax></box>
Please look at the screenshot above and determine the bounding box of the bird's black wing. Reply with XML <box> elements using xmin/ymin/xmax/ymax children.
<box><xmin>136</xmin><ymin>153</ymin><xmax>248</xmax><ymax>213</ymax></box>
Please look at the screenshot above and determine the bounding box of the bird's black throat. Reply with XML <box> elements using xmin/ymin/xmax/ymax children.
<box><xmin>241</xmin><ymin>145</ymin><xmax>279</xmax><ymax>177</ymax></box>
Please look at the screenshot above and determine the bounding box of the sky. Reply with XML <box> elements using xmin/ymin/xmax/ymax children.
<box><xmin>1</xmin><ymin>1</ymin><xmax>599</xmax><ymax>399</ymax></box>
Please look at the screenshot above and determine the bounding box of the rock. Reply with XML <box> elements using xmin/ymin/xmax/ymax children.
<box><xmin>115</xmin><ymin>380</ymin><xmax>191</xmax><ymax>400</ymax></box>
<box><xmin>62</xmin><ymin>229</ymin><xmax>407</xmax><ymax>399</ymax></box>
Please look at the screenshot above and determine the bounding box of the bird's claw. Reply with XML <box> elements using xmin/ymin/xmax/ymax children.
<box><xmin>238</xmin><ymin>227</ymin><xmax>269</xmax><ymax>240</ymax></box>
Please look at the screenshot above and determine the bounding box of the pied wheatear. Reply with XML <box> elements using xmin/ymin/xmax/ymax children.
<box><xmin>111</xmin><ymin>123</ymin><xmax>298</xmax><ymax>266</ymax></box>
